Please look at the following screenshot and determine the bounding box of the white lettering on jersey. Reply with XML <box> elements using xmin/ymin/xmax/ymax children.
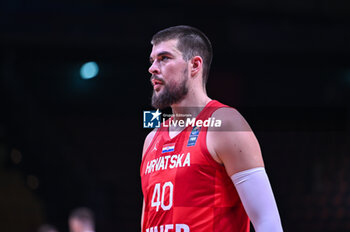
<box><xmin>176</xmin><ymin>224</ymin><xmax>190</xmax><ymax>232</ymax></box>
<box><xmin>169</xmin><ymin>155</ymin><xmax>177</xmax><ymax>169</ymax></box>
<box><xmin>164</xmin><ymin>224</ymin><xmax>174</xmax><ymax>232</ymax></box>
<box><xmin>145</xmin><ymin>153</ymin><xmax>191</xmax><ymax>175</ymax></box>
<box><xmin>146</xmin><ymin>224</ymin><xmax>190</xmax><ymax>232</ymax></box>
<box><xmin>183</xmin><ymin>153</ymin><xmax>190</xmax><ymax>167</ymax></box>
<box><xmin>164</xmin><ymin>155</ymin><xmax>171</xmax><ymax>169</ymax></box>
<box><xmin>175</xmin><ymin>154</ymin><xmax>184</xmax><ymax>168</ymax></box>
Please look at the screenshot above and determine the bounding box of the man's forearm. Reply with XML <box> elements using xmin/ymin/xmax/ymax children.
<box><xmin>231</xmin><ymin>167</ymin><xmax>283</xmax><ymax>232</ymax></box>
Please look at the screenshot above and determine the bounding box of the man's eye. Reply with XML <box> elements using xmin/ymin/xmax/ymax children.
<box><xmin>161</xmin><ymin>56</ymin><xmax>169</xmax><ymax>61</ymax></box>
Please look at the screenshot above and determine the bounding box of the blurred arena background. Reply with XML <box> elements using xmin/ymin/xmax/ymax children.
<box><xmin>0</xmin><ymin>0</ymin><xmax>350</xmax><ymax>231</ymax></box>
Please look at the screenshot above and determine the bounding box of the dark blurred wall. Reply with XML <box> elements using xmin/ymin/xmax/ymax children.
<box><xmin>1</xmin><ymin>1</ymin><xmax>350</xmax><ymax>231</ymax></box>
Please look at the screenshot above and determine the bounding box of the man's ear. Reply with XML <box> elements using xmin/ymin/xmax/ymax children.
<box><xmin>190</xmin><ymin>56</ymin><xmax>203</xmax><ymax>77</ymax></box>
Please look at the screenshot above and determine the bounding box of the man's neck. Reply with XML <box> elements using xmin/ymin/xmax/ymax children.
<box><xmin>166</xmin><ymin>90</ymin><xmax>211</xmax><ymax>138</ymax></box>
<box><xmin>171</xmin><ymin>91</ymin><xmax>211</xmax><ymax>121</ymax></box>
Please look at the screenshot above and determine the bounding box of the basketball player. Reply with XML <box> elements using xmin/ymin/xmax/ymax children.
<box><xmin>68</xmin><ymin>207</ymin><xmax>95</xmax><ymax>232</ymax></box>
<box><xmin>140</xmin><ymin>25</ymin><xmax>283</xmax><ymax>232</ymax></box>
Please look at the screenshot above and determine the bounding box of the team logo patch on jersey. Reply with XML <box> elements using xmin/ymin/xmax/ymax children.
<box><xmin>162</xmin><ymin>143</ymin><xmax>175</xmax><ymax>153</ymax></box>
<box><xmin>187</xmin><ymin>126</ymin><xmax>201</xmax><ymax>146</ymax></box>
<box><xmin>190</xmin><ymin>126</ymin><xmax>200</xmax><ymax>136</ymax></box>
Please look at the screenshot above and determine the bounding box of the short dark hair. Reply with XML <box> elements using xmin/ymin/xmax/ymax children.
<box><xmin>151</xmin><ymin>25</ymin><xmax>213</xmax><ymax>86</ymax></box>
<box><xmin>69</xmin><ymin>207</ymin><xmax>95</xmax><ymax>228</ymax></box>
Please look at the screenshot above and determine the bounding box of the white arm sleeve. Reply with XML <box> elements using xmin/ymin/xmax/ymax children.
<box><xmin>231</xmin><ymin>167</ymin><xmax>283</xmax><ymax>232</ymax></box>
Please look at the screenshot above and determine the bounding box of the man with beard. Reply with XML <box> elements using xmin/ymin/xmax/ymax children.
<box><xmin>140</xmin><ymin>25</ymin><xmax>283</xmax><ymax>232</ymax></box>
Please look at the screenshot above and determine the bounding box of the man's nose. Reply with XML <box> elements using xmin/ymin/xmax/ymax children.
<box><xmin>148</xmin><ymin>61</ymin><xmax>160</xmax><ymax>75</ymax></box>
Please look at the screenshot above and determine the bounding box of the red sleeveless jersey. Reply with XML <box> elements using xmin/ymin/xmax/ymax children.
<box><xmin>140</xmin><ymin>100</ymin><xmax>250</xmax><ymax>232</ymax></box>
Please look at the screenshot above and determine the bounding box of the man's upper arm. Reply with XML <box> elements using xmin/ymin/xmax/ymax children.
<box><xmin>142</xmin><ymin>128</ymin><xmax>157</xmax><ymax>159</ymax></box>
<box><xmin>207</xmin><ymin>107</ymin><xmax>264</xmax><ymax>176</ymax></box>
<box><xmin>208</xmin><ymin>108</ymin><xmax>283</xmax><ymax>231</ymax></box>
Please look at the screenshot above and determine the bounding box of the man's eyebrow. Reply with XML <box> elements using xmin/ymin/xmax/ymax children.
<box><xmin>157</xmin><ymin>51</ymin><xmax>173</xmax><ymax>57</ymax></box>
<box><xmin>149</xmin><ymin>51</ymin><xmax>174</xmax><ymax>62</ymax></box>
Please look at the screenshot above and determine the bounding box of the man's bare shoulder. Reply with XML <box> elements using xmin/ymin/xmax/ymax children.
<box><xmin>207</xmin><ymin>107</ymin><xmax>263</xmax><ymax>175</ymax></box>
<box><xmin>142</xmin><ymin>128</ymin><xmax>158</xmax><ymax>159</ymax></box>
<box><xmin>210</xmin><ymin>107</ymin><xmax>252</xmax><ymax>132</ymax></box>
